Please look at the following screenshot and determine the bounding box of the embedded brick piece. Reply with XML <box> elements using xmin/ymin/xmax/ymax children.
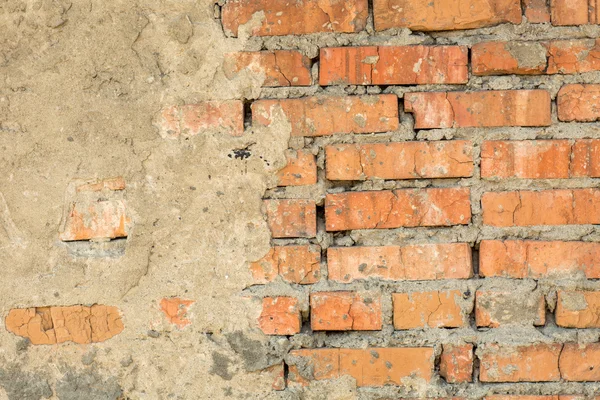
<box><xmin>160</xmin><ymin>298</ymin><xmax>194</xmax><ymax>329</ymax></box>
<box><xmin>249</xmin><ymin>245</ymin><xmax>321</xmax><ymax>284</ymax></box>
<box><xmin>550</xmin><ymin>0</ymin><xmax>589</xmax><ymax>25</ymax></box>
<box><xmin>373</xmin><ymin>0</ymin><xmax>522</xmax><ymax>31</ymax></box>
<box><xmin>325</xmin><ymin>188</ymin><xmax>471</xmax><ymax>231</ymax></box>
<box><xmin>311</xmin><ymin>292</ymin><xmax>382</xmax><ymax>331</ymax></box>
<box><xmin>556</xmin><ymin>291</ymin><xmax>600</xmax><ymax>328</ymax></box>
<box><xmin>479</xmin><ymin>344</ymin><xmax>562</xmax><ymax>382</ymax></box>
<box><xmin>558</xmin><ymin>84</ymin><xmax>600</xmax><ymax>122</ymax></box>
<box><xmin>559</xmin><ymin>343</ymin><xmax>600</xmax><ymax>381</ymax></box>
<box><xmin>327</xmin><ymin>243</ymin><xmax>473</xmax><ymax>282</ymax></box>
<box><xmin>481</xmin><ymin>189</ymin><xmax>600</xmax><ymax>227</ymax></box>
<box><xmin>258</xmin><ymin>297</ymin><xmax>301</xmax><ymax>335</ymax></box>
<box><xmin>570</xmin><ymin>139</ymin><xmax>600</xmax><ymax>177</ymax></box>
<box><xmin>547</xmin><ymin>39</ymin><xmax>600</xmax><ymax>74</ymax></box>
<box><xmin>264</xmin><ymin>199</ymin><xmax>316</xmax><ymax>238</ymax></box>
<box><xmin>393</xmin><ymin>290</ymin><xmax>469</xmax><ymax>329</ymax></box>
<box><xmin>252</xmin><ymin>95</ymin><xmax>398</xmax><ymax>137</ymax></box>
<box><xmin>221</xmin><ymin>0</ymin><xmax>368</xmax><ymax>36</ymax></box>
<box><xmin>326</xmin><ymin>141</ymin><xmax>473</xmax><ymax>181</ymax></box>
<box><xmin>223</xmin><ymin>51</ymin><xmax>312</xmax><ymax>87</ymax></box>
<box><xmin>287</xmin><ymin>348</ymin><xmax>434</xmax><ymax>387</ymax></box>
<box><xmin>319</xmin><ymin>46</ymin><xmax>468</xmax><ymax>85</ymax></box>
<box><xmin>524</xmin><ymin>0</ymin><xmax>551</xmax><ymax>22</ymax></box>
<box><xmin>405</xmin><ymin>90</ymin><xmax>551</xmax><ymax>129</ymax></box>
<box><xmin>276</xmin><ymin>150</ymin><xmax>317</xmax><ymax>186</ymax></box>
<box><xmin>440</xmin><ymin>344</ymin><xmax>474</xmax><ymax>383</ymax></box>
<box><xmin>475</xmin><ymin>290</ymin><xmax>545</xmax><ymax>327</ymax></box>
<box><xmin>5</xmin><ymin>305</ymin><xmax>124</xmax><ymax>345</ymax></box>
<box><xmin>472</xmin><ymin>42</ymin><xmax>548</xmax><ymax>75</ymax></box>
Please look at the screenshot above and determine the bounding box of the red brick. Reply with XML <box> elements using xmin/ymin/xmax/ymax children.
<box><xmin>276</xmin><ymin>150</ymin><xmax>317</xmax><ymax>186</ymax></box>
<box><xmin>524</xmin><ymin>0</ymin><xmax>551</xmax><ymax>22</ymax></box>
<box><xmin>264</xmin><ymin>199</ymin><xmax>316</xmax><ymax>238</ymax></box>
<box><xmin>440</xmin><ymin>344</ymin><xmax>474</xmax><ymax>383</ymax></box>
<box><xmin>250</xmin><ymin>245</ymin><xmax>321</xmax><ymax>284</ymax></box>
<box><xmin>405</xmin><ymin>90</ymin><xmax>551</xmax><ymax>129</ymax></box>
<box><xmin>479</xmin><ymin>240</ymin><xmax>600</xmax><ymax>279</ymax></box>
<box><xmin>160</xmin><ymin>298</ymin><xmax>194</xmax><ymax>329</ymax></box>
<box><xmin>481</xmin><ymin>189</ymin><xmax>600</xmax><ymax>227</ymax></box>
<box><xmin>556</xmin><ymin>291</ymin><xmax>600</xmax><ymax>328</ymax></box>
<box><xmin>479</xmin><ymin>343</ymin><xmax>562</xmax><ymax>382</ymax></box>
<box><xmin>325</xmin><ymin>188</ymin><xmax>471</xmax><ymax>231</ymax></box>
<box><xmin>223</xmin><ymin>51</ymin><xmax>312</xmax><ymax>87</ymax></box>
<box><xmin>550</xmin><ymin>0</ymin><xmax>589</xmax><ymax>25</ymax></box>
<box><xmin>264</xmin><ymin>362</ymin><xmax>285</xmax><ymax>390</ymax></box>
<box><xmin>571</xmin><ymin>139</ymin><xmax>600</xmax><ymax>177</ymax></box>
<box><xmin>472</xmin><ymin>42</ymin><xmax>548</xmax><ymax>76</ymax></box>
<box><xmin>558</xmin><ymin>84</ymin><xmax>600</xmax><ymax>122</ymax></box>
<box><xmin>258</xmin><ymin>297</ymin><xmax>301</xmax><ymax>335</ymax></box>
<box><xmin>310</xmin><ymin>292</ymin><xmax>382</xmax><ymax>331</ymax></box>
<box><xmin>560</xmin><ymin>343</ymin><xmax>600</xmax><ymax>381</ymax></box>
<box><xmin>373</xmin><ymin>0</ymin><xmax>522</xmax><ymax>31</ymax></box>
<box><xmin>393</xmin><ymin>290</ymin><xmax>469</xmax><ymax>329</ymax></box>
<box><xmin>288</xmin><ymin>347</ymin><xmax>433</xmax><ymax>387</ymax></box>
<box><xmin>475</xmin><ymin>290</ymin><xmax>545</xmax><ymax>327</ymax></box>
<box><xmin>252</xmin><ymin>95</ymin><xmax>398</xmax><ymax>137</ymax></box>
<box><xmin>547</xmin><ymin>39</ymin><xmax>600</xmax><ymax>74</ymax></box>
<box><xmin>222</xmin><ymin>0</ymin><xmax>368</xmax><ymax>36</ymax></box>
<box><xmin>319</xmin><ymin>46</ymin><xmax>468</xmax><ymax>85</ymax></box>
<box><xmin>326</xmin><ymin>140</ymin><xmax>473</xmax><ymax>181</ymax></box>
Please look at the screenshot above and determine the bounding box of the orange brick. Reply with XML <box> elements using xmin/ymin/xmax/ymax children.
<box><xmin>373</xmin><ymin>0</ymin><xmax>522</xmax><ymax>31</ymax></box>
<box><xmin>475</xmin><ymin>290</ymin><xmax>545</xmax><ymax>327</ymax></box>
<box><xmin>550</xmin><ymin>0</ymin><xmax>589</xmax><ymax>25</ymax></box>
<box><xmin>325</xmin><ymin>188</ymin><xmax>471</xmax><ymax>231</ymax></box>
<box><xmin>160</xmin><ymin>298</ymin><xmax>194</xmax><ymax>329</ymax></box>
<box><xmin>547</xmin><ymin>39</ymin><xmax>600</xmax><ymax>74</ymax></box>
<box><xmin>5</xmin><ymin>305</ymin><xmax>124</xmax><ymax>345</ymax></box>
<box><xmin>571</xmin><ymin>139</ymin><xmax>600</xmax><ymax>177</ymax></box>
<box><xmin>258</xmin><ymin>297</ymin><xmax>301</xmax><ymax>335</ymax></box>
<box><xmin>222</xmin><ymin>0</ymin><xmax>368</xmax><ymax>36</ymax></box>
<box><xmin>556</xmin><ymin>291</ymin><xmax>600</xmax><ymax>328</ymax></box>
<box><xmin>482</xmin><ymin>189</ymin><xmax>600</xmax><ymax>227</ymax></box>
<box><xmin>480</xmin><ymin>240</ymin><xmax>600</xmax><ymax>279</ymax></box>
<box><xmin>252</xmin><ymin>94</ymin><xmax>398</xmax><ymax>137</ymax></box>
<box><xmin>558</xmin><ymin>84</ymin><xmax>600</xmax><ymax>122</ymax></box>
<box><xmin>311</xmin><ymin>292</ymin><xmax>382</xmax><ymax>331</ymax></box>
<box><xmin>479</xmin><ymin>343</ymin><xmax>562</xmax><ymax>382</ymax></box>
<box><xmin>480</xmin><ymin>140</ymin><xmax>571</xmax><ymax>179</ymax></box>
<box><xmin>249</xmin><ymin>245</ymin><xmax>321</xmax><ymax>284</ymax></box>
<box><xmin>524</xmin><ymin>0</ymin><xmax>551</xmax><ymax>22</ymax></box>
<box><xmin>326</xmin><ymin>141</ymin><xmax>473</xmax><ymax>181</ymax></box>
<box><xmin>440</xmin><ymin>344</ymin><xmax>473</xmax><ymax>383</ymax></box>
<box><xmin>288</xmin><ymin>348</ymin><xmax>433</xmax><ymax>387</ymax></box>
<box><xmin>405</xmin><ymin>90</ymin><xmax>551</xmax><ymax>129</ymax></box>
<box><xmin>76</xmin><ymin>176</ymin><xmax>126</xmax><ymax>192</ymax></box>
<box><xmin>472</xmin><ymin>42</ymin><xmax>548</xmax><ymax>76</ymax></box>
<box><xmin>559</xmin><ymin>343</ymin><xmax>600</xmax><ymax>381</ymax></box>
<box><xmin>327</xmin><ymin>243</ymin><xmax>473</xmax><ymax>282</ymax></box>
<box><xmin>393</xmin><ymin>290</ymin><xmax>468</xmax><ymax>329</ymax></box>
<box><xmin>223</xmin><ymin>51</ymin><xmax>312</xmax><ymax>87</ymax></box>
<box><xmin>276</xmin><ymin>150</ymin><xmax>317</xmax><ymax>186</ymax></box>
<box><xmin>319</xmin><ymin>46</ymin><xmax>468</xmax><ymax>85</ymax></box>
<box><xmin>264</xmin><ymin>199</ymin><xmax>316</xmax><ymax>238</ymax></box>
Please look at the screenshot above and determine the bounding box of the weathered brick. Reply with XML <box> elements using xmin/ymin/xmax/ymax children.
<box><xmin>326</xmin><ymin>141</ymin><xmax>473</xmax><ymax>181</ymax></box>
<box><xmin>222</xmin><ymin>0</ymin><xmax>368</xmax><ymax>36</ymax></box>
<box><xmin>556</xmin><ymin>291</ymin><xmax>600</xmax><ymax>328</ymax></box>
<box><xmin>479</xmin><ymin>343</ymin><xmax>562</xmax><ymax>382</ymax></box>
<box><xmin>249</xmin><ymin>245</ymin><xmax>321</xmax><ymax>284</ymax></box>
<box><xmin>373</xmin><ymin>0</ymin><xmax>522</xmax><ymax>31</ymax></box>
<box><xmin>472</xmin><ymin>42</ymin><xmax>548</xmax><ymax>75</ymax></box>
<box><xmin>319</xmin><ymin>46</ymin><xmax>468</xmax><ymax>85</ymax></box>
<box><xmin>252</xmin><ymin>95</ymin><xmax>398</xmax><ymax>137</ymax></box>
<box><xmin>288</xmin><ymin>348</ymin><xmax>433</xmax><ymax>387</ymax></box>
<box><xmin>328</xmin><ymin>243</ymin><xmax>473</xmax><ymax>282</ymax></box>
<box><xmin>482</xmin><ymin>189</ymin><xmax>600</xmax><ymax>227</ymax></box>
<box><xmin>160</xmin><ymin>298</ymin><xmax>194</xmax><ymax>329</ymax></box>
<box><xmin>475</xmin><ymin>290</ymin><xmax>545</xmax><ymax>327</ymax></box>
<box><xmin>524</xmin><ymin>0</ymin><xmax>551</xmax><ymax>22</ymax></box>
<box><xmin>5</xmin><ymin>305</ymin><xmax>124</xmax><ymax>345</ymax></box>
<box><xmin>276</xmin><ymin>150</ymin><xmax>317</xmax><ymax>186</ymax></box>
<box><xmin>326</xmin><ymin>188</ymin><xmax>470</xmax><ymax>231</ymax></box>
<box><xmin>258</xmin><ymin>297</ymin><xmax>301</xmax><ymax>335</ymax></box>
<box><xmin>550</xmin><ymin>0</ymin><xmax>589</xmax><ymax>25</ymax></box>
<box><xmin>558</xmin><ymin>84</ymin><xmax>600</xmax><ymax>122</ymax></box>
<box><xmin>404</xmin><ymin>90</ymin><xmax>551</xmax><ymax>129</ymax></box>
<box><xmin>571</xmin><ymin>139</ymin><xmax>600</xmax><ymax>177</ymax></box>
<box><xmin>480</xmin><ymin>240</ymin><xmax>600</xmax><ymax>279</ymax></box>
<box><xmin>311</xmin><ymin>292</ymin><xmax>382</xmax><ymax>331</ymax></box>
<box><xmin>440</xmin><ymin>344</ymin><xmax>474</xmax><ymax>383</ymax></box>
<box><xmin>223</xmin><ymin>51</ymin><xmax>312</xmax><ymax>87</ymax></box>
<box><xmin>547</xmin><ymin>39</ymin><xmax>600</xmax><ymax>74</ymax></box>
<box><xmin>393</xmin><ymin>290</ymin><xmax>469</xmax><ymax>329</ymax></box>
<box><xmin>264</xmin><ymin>199</ymin><xmax>316</xmax><ymax>238</ymax></box>
<box><xmin>559</xmin><ymin>343</ymin><xmax>600</xmax><ymax>381</ymax></box>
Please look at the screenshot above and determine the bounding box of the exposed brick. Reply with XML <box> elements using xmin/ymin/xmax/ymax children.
<box><xmin>160</xmin><ymin>298</ymin><xmax>194</xmax><ymax>329</ymax></box>
<box><xmin>393</xmin><ymin>290</ymin><xmax>469</xmax><ymax>329</ymax></box>
<box><xmin>221</xmin><ymin>0</ymin><xmax>368</xmax><ymax>37</ymax></box>
<box><xmin>559</xmin><ymin>343</ymin><xmax>600</xmax><ymax>381</ymax></box>
<box><xmin>440</xmin><ymin>344</ymin><xmax>474</xmax><ymax>383</ymax></box>
<box><xmin>550</xmin><ymin>0</ymin><xmax>589</xmax><ymax>25</ymax></box>
<box><xmin>547</xmin><ymin>39</ymin><xmax>600</xmax><ymax>74</ymax></box>
<box><xmin>475</xmin><ymin>290</ymin><xmax>545</xmax><ymax>327</ymax></box>
<box><xmin>5</xmin><ymin>305</ymin><xmax>124</xmax><ymax>345</ymax></box>
<box><xmin>252</xmin><ymin>95</ymin><xmax>398</xmax><ymax>137</ymax></box>
<box><xmin>249</xmin><ymin>245</ymin><xmax>321</xmax><ymax>284</ymax></box>
<box><xmin>328</xmin><ymin>243</ymin><xmax>473</xmax><ymax>283</ymax></box>
<box><xmin>373</xmin><ymin>0</ymin><xmax>522</xmax><ymax>31</ymax></box>
<box><xmin>311</xmin><ymin>292</ymin><xmax>382</xmax><ymax>331</ymax></box>
<box><xmin>404</xmin><ymin>90</ymin><xmax>551</xmax><ymax>129</ymax></box>
<box><xmin>479</xmin><ymin>343</ymin><xmax>562</xmax><ymax>382</ymax></box>
<box><xmin>481</xmin><ymin>189</ymin><xmax>600</xmax><ymax>227</ymax></box>
<box><xmin>258</xmin><ymin>297</ymin><xmax>301</xmax><ymax>335</ymax></box>
<box><xmin>288</xmin><ymin>348</ymin><xmax>433</xmax><ymax>387</ymax></box>
<box><xmin>571</xmin><ymin>139</ymin><xmax>600</xmax><ymax>177</ymax></box>
<box><xmin>77</xmin><ymin>176</ymin><xmax>126</xmax><ymax>192</ymax></box>
<box><xmin>480</xmin><ymin>240</ymin><xmax>600</xmax><ymax>279</ymax></box>
<box><xmin>264</xmin><ymin>362</ymin><xmax>285</xmax><ymax>390</ymax></box>
<box><xmin>556</xmin><ymin>291</ymin><xmax>600</xmax><ymax>328</ymax></box>
<box><xmin>264</xmin><ymin>199</ymin><xmax>316</xmax><ymax>238</ymax></box>
<box><xmin>326</xmin><ymin>140</ymin><xmax>473</xmax><ymax>181</ymax></box>
<box><xmin>319</xmin><ymin>46</ymin><xmax>468</xmax><ymax>85</ymax></box>
<box><xmin>558</xmin><ymin>84</ymin><xmax>600</xmax><ymax>122</ymax></box>
<box><xmin>524</xmin><ymin>0</ymin><xmax>551</xmax><ymax>22</ymax></box>
<box><xmin>223</xmin><ymin>51</ymin><xmax>312</xmax><ymax>87</ymax></box>
<box><xmin>472</xmin><ymin>42</ymin><xmax>548</xmax><ymax>75</ymax></box>
<box><xmin>276</xmin><ymin>150</ymin><xmax>317</xmax><ymax>186</ymax></box>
